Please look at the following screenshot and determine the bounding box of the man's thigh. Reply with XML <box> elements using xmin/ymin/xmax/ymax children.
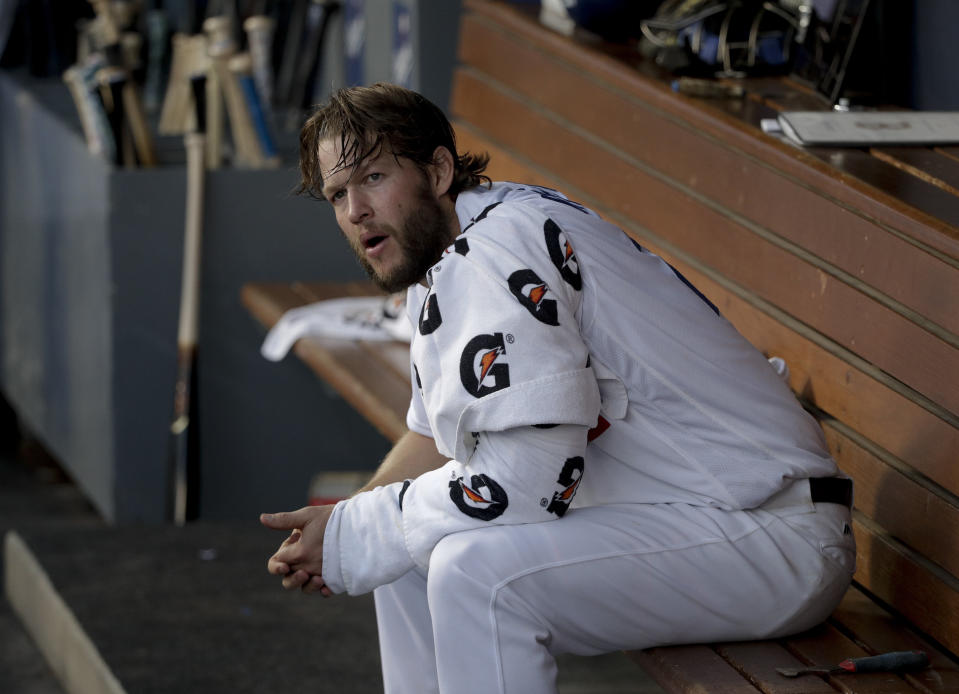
<box><xmin>426</xmin><ymin>502</ymin><xmax>843</xmax><ymax>655</ymax></box>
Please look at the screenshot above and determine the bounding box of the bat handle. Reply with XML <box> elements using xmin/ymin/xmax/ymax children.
<box><xmin>243</xmin><ymin>15</ymin><xmax>275</xmax><ymax>107</ymax></box>
<box><xmin>143</xmin><ymin>8</ymin><xmax>169</xmax><ymax>112</ymax></box>
<box><xmin>98</xmin><ymin>66</ymin><xmax>129</xmax><ymax>166</ymax></box>
<box><xmin>839</xmin><ymin>651</ymin><xmax>929</xmax><ymax>673</ymax></box>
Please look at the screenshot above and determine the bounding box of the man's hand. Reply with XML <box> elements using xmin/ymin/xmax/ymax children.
<box><xmin>260</xmin><ymin>505</ymin><xmax>335</xmax><ymax>597</ymax></box>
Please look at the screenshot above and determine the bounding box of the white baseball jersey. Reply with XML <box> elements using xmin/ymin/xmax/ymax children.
<box><xmin>322</xmin><ymin>181</ymin><xmax>839</xmax><ymax>597</ymax></box>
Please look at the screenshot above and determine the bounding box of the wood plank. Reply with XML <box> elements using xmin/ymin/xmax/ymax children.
<box><xmin>871</xmin><ymin>148</ymin><xmax>959</xmax><ymax>198</ymax></box>
<box><xmin>631</xmin><ymin>645</ymin><xmax>763</xmax><ymax>694</ymax></box>
<box><xmin>241</xmin><ymin>282</ymin><xmax>317</xmax><ymax>327</ymax></box>
<box><xmin>461</xmin><ymin>0</ymin><xmax>959</xmax><ymax>260</ymax></box>
<box><xmin>241</xmin><ymin>282</ymin><xmax>411</xmax><ymax>443</ymax></box>
<box><xmin>820</xmin><ymin>420</ymin><xmax>959</xmax><ymax>579</ymax></box>
<box><xmin>456</xmin><ymin>18</ymin><xmax>959</xmax><ymax>337</ymax></box>
<box><xmin>784</xmin><ymin>623</ymin><xmax>929</xmax><ymax>693</ymax></box>
<box><xmin>451</xmin><ymin>72</ymin><xmax>959</xmax><ymax>417</ymax></box>
<box><xmin>716</xmin><ymin>641</ymin><xmax>835</xmax><ymax>694</ymax></box>
<box><xmin>453</xmin><ymin>120</ymin><xmax>557</xmax><ymax>188</ymax></box>
<box><xmin>936</xmin><ymin>147</ymin><xmax>959</xmax><ymax>165</ymax></box>
<box><xmin>831</xmin><ymin>588</ymin><xmax>959</xmax><ymax>694</ymax></box>
<box><xmin>851</xmin><ymin>514</ymin><xmax>959</xmax><ymax>656</ymax></box>
<box><xmin>239</xmin><ymin>280</ymin><xmax>384</xmax><ymax>325</ymax></box>
<box><xmin>801</xmin><ymin>146</ymin><xmax>959</xmax><ymax>236</ymax></box>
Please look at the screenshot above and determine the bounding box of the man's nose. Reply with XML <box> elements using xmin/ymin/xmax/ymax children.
<box><xmin>346</xmin><ymin>191</ymin><xmax>371</xmax><ymax>224</ymax></box>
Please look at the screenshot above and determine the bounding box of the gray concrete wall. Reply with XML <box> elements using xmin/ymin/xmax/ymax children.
<box><xmin>0</xmin><ymin>71</ymin><xmax>392</xmax><ymax>523</ymax></box>
<box><xmin>0</xmin><ymin>2</ymin><xmax>464</xmax><ymax>522</ymax></box>
<box><xmin>1</xmin><ymin>74</ymin><xmax>116</xmax><ymax>518</ymax></box>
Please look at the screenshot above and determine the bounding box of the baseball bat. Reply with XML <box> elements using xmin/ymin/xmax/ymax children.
<box><xmin>205</xmin><ymin>15</ymin><xmax>265</xmax><ymax>167</ymax></box>
<box><xmin>242</xmin><ymin>14</ymin><xmax>275</xmax><ymax>107</ymax></box>
<box><xmin>158</xmin><ymin>31</ymin><xmax>190</xmax><ymax>133</ymax></box>
<box><xmin>88</xmin><ymin>0</ymin><xmax>120</xmax><ymax>45</ymax></box>
<box><xmin>143</xmin><ymin>2</ymin><xmax>169</xmax><ymax>112</ymax></box>
<box><xmin>75</xmin><ymin>18</ymin><xmax>96</xmax><ymax>65</ymax></box>
<box><xmin>63</xmin><ymin>61</ymin><xmax>115</xmax><ymax>160</ymax></box>
<box><xmin>87</xmin><ymin>0</ymin><xmax>157</xmax><ymax>166</ymax></box>
<box><xmin>290</xmin><ymin>0</ymin><xmax>338</xmax><ymax>113</ymax></box>
<box><xmin>274</xmin><ymin>0</ymin><xmax>308</xmax><ymax>108</ymax></box>
<box><xmin>158</xmin><ymin>32</ymin><xmax>207</xmax><ymax>134</ymax></box>
<box><xmin>204</xmin><ymin>16</ymin><xmax>237</xmax><ymax>165</ymax></box>
<box><xmin>120</xmin><ymin>31</ymin><xmax>142</xmax><ymax>75</ymax></box>
<box><xmin>168</xmin><ymin>71</ymin><xmax>208</xmax><ymax>525</ymax></box>
<box><xmin>118</xmin><ymin>34</ymin><xmax>159</xmax><ymax>167</ymax></box>
<box><xmin>158</xmin><ymin>0</ymin><xmax>208</xmax><ymax>134</ymax></box>
<box><xmin>97</xmin><ymin>64</ymin><xmax>132</xmax><ymax>166</ymax></box>
<box><xmin>230</xmin><ymin>51</ymin><xmax>279</xmax><ymax>166</ymax></box>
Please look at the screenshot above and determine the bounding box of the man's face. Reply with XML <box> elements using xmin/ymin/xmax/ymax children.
<box><xmin>318</xmin><ymin>138</ymin><xmax>457</xmax><ymax>293</ymax></box>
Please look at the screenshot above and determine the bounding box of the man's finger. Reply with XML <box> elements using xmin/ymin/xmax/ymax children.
<box><xmin>302</xmin><ymin>574</ymin><xmax>328</xmax><ymax>595</ymax></box>
<box><xmin>260</xmin><ymin>509</ymin><xmax>310</xmax><ymax>530</ymax></box>
<box><xmin>267</xmin><ymin>555</ymin><xmax>291</xmax><ymax>576</ymax></box>
<box><xmin>282</xmin><ymin>529</ymin><xmax>302</xmax><ymax>546</ymax></box>
<box><xmin>281</xmin><ymin>569</ymin><xmax>311</xmax><ymax>590</ymax></box>
<box><xmin>267</xmin><ymin>529</ymin><xmax>304</xmax><ymax>575</ymax></box>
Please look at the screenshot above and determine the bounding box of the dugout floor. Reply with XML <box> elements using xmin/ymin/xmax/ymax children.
<box><xmin>1</xmin><ymin>447</ymin><xmax>658</xmax><ymax>694</ymax></box>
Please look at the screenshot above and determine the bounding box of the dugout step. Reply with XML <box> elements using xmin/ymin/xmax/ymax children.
<box><xmin>4</xmin><ymin>522</ymin><xmax>384</xmax><ymax>694</ymax></box>
<box><xmin>5</xmin><ymin>520</ymin><xmax>655</xmax><ymax>693</ymax></box>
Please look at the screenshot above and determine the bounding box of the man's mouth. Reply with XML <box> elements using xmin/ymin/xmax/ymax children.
<box><xmin>362</xmin><ymin>234</ymin><xmax>389</xmax><ymax>251</ymax></box>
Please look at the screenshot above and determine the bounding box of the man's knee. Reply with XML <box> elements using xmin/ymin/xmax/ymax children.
<box><xmin>426</xmin><ymin>530</ymin><xmax>504</xmax><ymax>607</ymax></box>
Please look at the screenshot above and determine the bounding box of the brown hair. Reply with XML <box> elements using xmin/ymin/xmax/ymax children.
<box><xmin>297</xmin><ymin>83</ymin><xmax>490</xmax><ymax>200</ymax></box>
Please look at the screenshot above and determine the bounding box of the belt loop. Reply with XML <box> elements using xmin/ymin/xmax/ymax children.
<box><xmin>761</xmin><ymin>478</ymin><xmax>815</xmax><ymax>512</ymax></box>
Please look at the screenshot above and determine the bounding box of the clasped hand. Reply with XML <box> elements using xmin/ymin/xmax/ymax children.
<box><xmin>260</xmin><ymin>504</ymin><xmax>334</xmax><ymax>596</ymax></box>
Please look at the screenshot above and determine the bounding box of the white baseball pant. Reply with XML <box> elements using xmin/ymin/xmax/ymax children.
<box><xmin>372</xmin><ymin>479</ymin><xmax>855</xmax><ymax>694</ymax></box>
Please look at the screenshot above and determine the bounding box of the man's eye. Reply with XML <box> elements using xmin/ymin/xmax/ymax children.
<box><xmin>330</xmin><ymin>190</ymin><xmax>345</xmax><ymax>203</ymax></box>
<box><xmin>367</xmin><ymin>172</ymin><xmax>382</xmax><ymax>183</ymax></box>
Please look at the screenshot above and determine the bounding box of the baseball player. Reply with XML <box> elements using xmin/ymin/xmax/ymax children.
<box><xmin>261</xmin><ymin>83</ymin><xmax>856</xmax><ymax>694</ymax></box>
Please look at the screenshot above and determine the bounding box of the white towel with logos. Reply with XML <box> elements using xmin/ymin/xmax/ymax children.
<box><xmin>260</xmin><ymin>292</ymin><xmax>412</xmax><ymax>362</ymax></box>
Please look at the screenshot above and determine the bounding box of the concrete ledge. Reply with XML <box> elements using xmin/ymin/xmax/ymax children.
<box><xmin>5</xmin><ymin>530</ymin><xmax>125</xmax><ymax>694</ymax></box>
<box><xmin>3</xmin><ymin>521</ymin><xmax>652</xmax><ymax>693</ymax></box>
<box><xmin>2</xmin><ymin>522</ymin><xmax>385</xmax><ymax>693</ymax></box>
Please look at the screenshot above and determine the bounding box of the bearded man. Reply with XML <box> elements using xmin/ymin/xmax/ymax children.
<box><xmin>261</xmin><ymin>83</ymin><xmax>855</xmax><ymax>694</ymax></box>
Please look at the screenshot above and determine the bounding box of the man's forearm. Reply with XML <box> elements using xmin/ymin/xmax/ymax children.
<box><xmin>355</xmin><ymin>430</ymin><xmax>448</xmax><ymax>495</ymax></box>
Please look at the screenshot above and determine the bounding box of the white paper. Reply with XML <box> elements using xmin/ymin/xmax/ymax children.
<box><xmin>776</xmin><ymin>111</ymin><xmax>959</xmax><ymax>146</ymax></box>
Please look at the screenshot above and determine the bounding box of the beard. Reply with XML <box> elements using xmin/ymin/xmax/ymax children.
<box><xmin>350</xmin><ymin>184</ymin><xmax>455</xmax><ymax>294</ymax></box>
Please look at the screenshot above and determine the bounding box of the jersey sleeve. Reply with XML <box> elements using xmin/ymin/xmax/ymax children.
<box><xmin>413</xmin><ymin>201</ymin><xmax>600</xmax><ymax>460</ymax></box>
<box><xmin>322</xmin><ymin>423</ymin><xmax>589</xmax><ymax>595</ymax></box>
<box><xmin>321</xmin><ymin>202</ymin><xmax>602</xmax><ymax>595</ymax></box>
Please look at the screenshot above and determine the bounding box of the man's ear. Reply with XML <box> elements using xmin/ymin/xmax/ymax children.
<box><xmin>429</xmin><ymin>146</ymin><xmax>455</xmax><ymax>197</ymax></box>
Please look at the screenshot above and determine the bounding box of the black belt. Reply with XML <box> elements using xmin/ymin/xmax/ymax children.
<box><xmin>809</xmin><ymin>477</ymin><xmax>853</xmax><ymax>508</ymax></box>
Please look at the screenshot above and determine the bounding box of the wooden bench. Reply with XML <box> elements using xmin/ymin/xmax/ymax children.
<box><xmin>243</xmin><ymin>0</ymin><xmax>959</xmax><ymax>690</ymax></box>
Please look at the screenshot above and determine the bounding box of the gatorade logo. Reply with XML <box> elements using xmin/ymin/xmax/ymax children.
<box><xmin>545</xmin><ymin>219</ymin><xmax>581</xmax><ymax>290</ymax></box>
<box><xmin>418</xmin><ymin>291</ymin><xmax>442</xmax><ymax>335</ymax></box>
<box><xmin>443</xmin><ymin>238</ymin><xmax>470</xmax><ymax>256</ymax></box>
<box><xmin>449</xmin><ymin>473</ymin><xmax>508</xmax><ymax>520</ymax></box>
<box><xmin>545</xmin><ymin>457</ymin><xmax>584</xmax><ymax>517</ymax></box>
<box><xmin>459</xmin><ymin>332</ymin><xmax>510</xmax><ymax>397</ymax></box>
<box><xmin>508</xmin><ymin>268</ymin><xmax>559</xmax><ymax>326</ymax></box>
